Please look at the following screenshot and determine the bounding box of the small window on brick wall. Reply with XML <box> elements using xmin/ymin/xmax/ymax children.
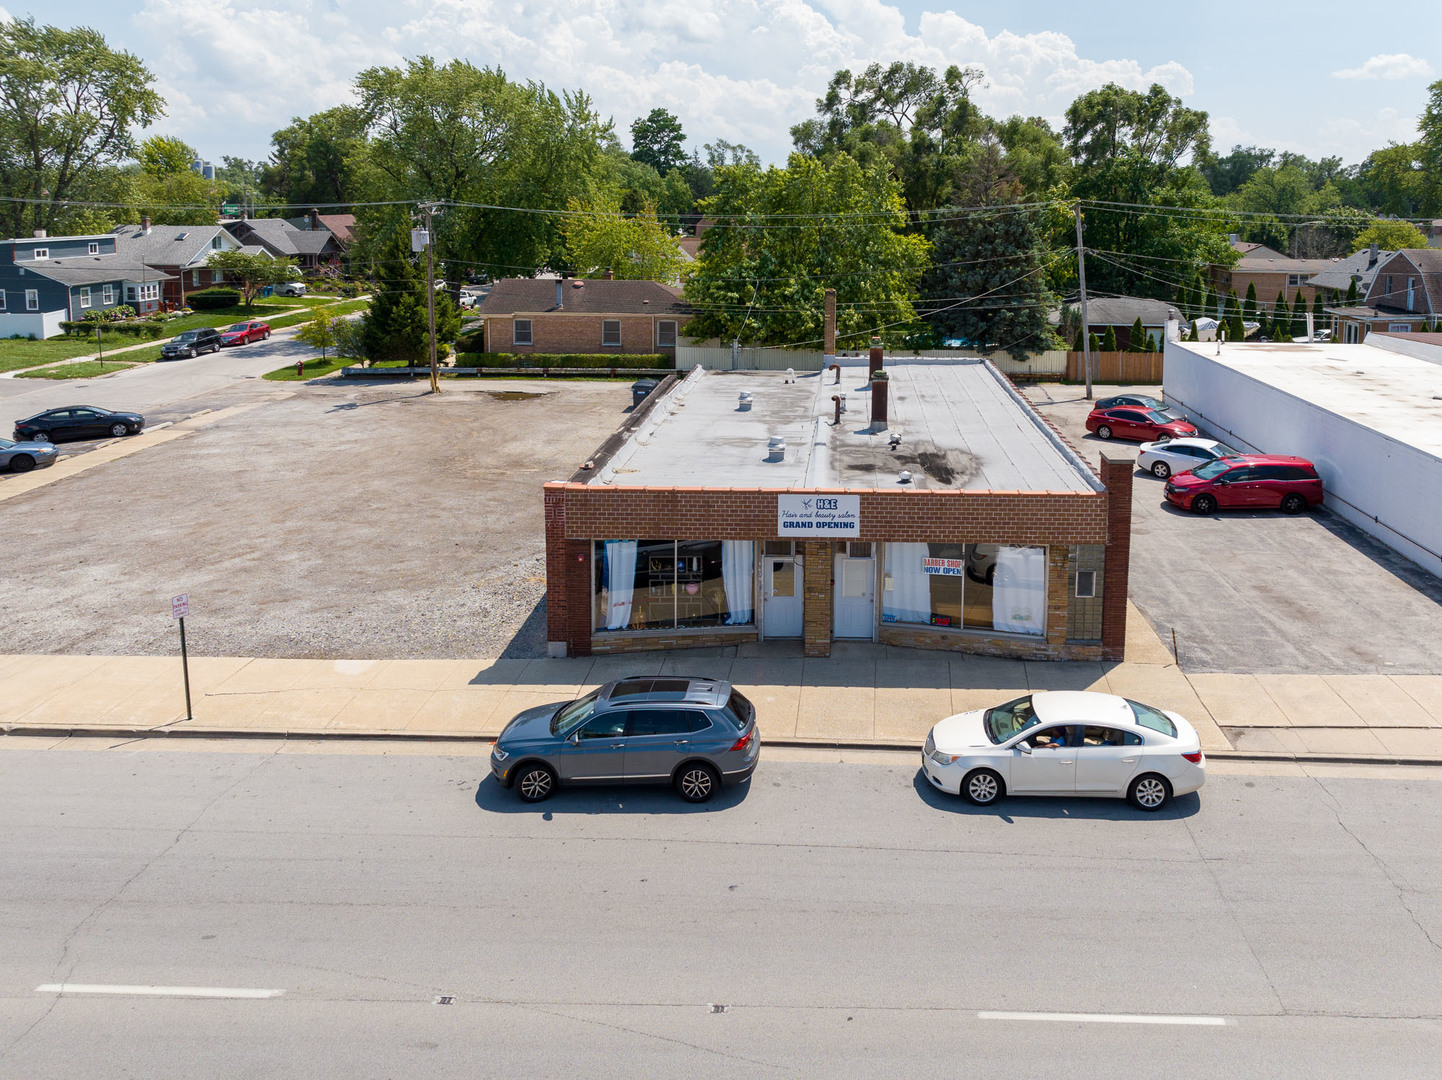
<box><xmin>657</xmin><ymin>319</ymin><xmax>677</xmax><ymax>347</ymax></box>
<box><xmin>513</xmin><ymin>318</ymin><xmax>532</xmax><ymax>345</ymax></box>
<box><xmin>602</xmin><ymin>319</ymin><xmax>622</xmax><ymax>346</ymax></box>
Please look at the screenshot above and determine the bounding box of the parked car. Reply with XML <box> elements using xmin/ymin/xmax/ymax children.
<box><xmin>1164</xmin><ymin>455</ymin><xmax>1323</xmax><ymax>515</ymax></box>
<box><xmin>0</xmin><ymin>436</ymin><xmax>59</xmax><ymax>473</ymax></box>
<box><xmin>1086</xmin><ymin>406</ymin><xmax>1199</xmax><ymax>443</ymax></box>
<box><xmin>277</xmin><ymin>282</ymin><xmax>307</xmax><ymax>297</ymax></box>
<box><xmin>921</xmin><ymin>691</ymin><xmax>1205</xmax><ymax>812</ymax></box>
<box><xmin>1094</xmin><ymin>393</ymin><xmax>1185</xmax><ymax>421</ymax></box>
<box><xmin>1137</xmin><ymin>437</ymin><xmax>1241</xmax><ymax>479</ymax></box>
<box><xmin>13</xmin><ymin>406</ymin><xmax>144</xmax><ymax>443</ymax></box>
<box><xmin>491</xmin><ymin>675</ymin><xmax>760</xmax><ymax>804</ymax></box>
<box><xmin>220</xmin><ymin>320</ymin><xmax>271</xmax><ymax>346</ymax></box>
<box><xmin>161</xmin><ymin>327</ymin><xmax>223</xmax><ymax>359</ymax></box>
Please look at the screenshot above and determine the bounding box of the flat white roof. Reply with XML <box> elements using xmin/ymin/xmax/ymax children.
<box><xmin>593</xmin><ymin>359</ymin><xmax>1100</xmax><ymax>492</ymax></box>
<box><xmin>1166</xmin><ymin>340</ymin><xmax>1442</xmax><ymax>458</ymax></box>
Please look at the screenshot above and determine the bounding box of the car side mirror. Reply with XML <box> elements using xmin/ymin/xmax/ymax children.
<box><xmin>568</xmin><ymin>732</ymin><xmax>581</xmax><ymax>746</ymax></box>
<box><xmin>1016</xmin><ymin>743</ymin><xmax>1032</xmax><ymax>755</ymax></box>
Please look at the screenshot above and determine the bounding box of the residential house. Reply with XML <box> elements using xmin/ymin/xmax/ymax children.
<box><xmin>1211</xmin><ymin>239</ymin><xmax>1334</xmax><ymax>312</ymax></box>
<box><xmin>112</xmin><ymin>218</ymin><xmax>248</xmax><ymax>307</ymax></box>
<box><xmin>222</xmin><ymin>216</ymin><xmax>342</xmax><ymax>271</ymax></box>
<box><xmin>0</xmin><ymin>232</ymin><xmax>170</xmax><ymax>339</ymax></box>
<box><xmin>1325</xmin><ymin>249</ymin><xmax>1442</xmax><ymax>343</ymax></box>
<box><xmin>1076</xmin><ymin>296</ymin><xmax>1183</xmax><ymax>349</ymax></box>
<box><xmin>1307</xmin><ymin>244</ymin><xmax>1393</xmax><ymax>307</ymax></box>
<box><xmin>285</xmin><ymin>209</ymin><xmax>356</xmax><ymax>251</ymax></box>
<box><xmin>473</xmin><ymin>277</ymin><xmax>692</xmax><ymax>357</ymax></box>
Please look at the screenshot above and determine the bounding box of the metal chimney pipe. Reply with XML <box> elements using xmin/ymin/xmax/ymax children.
<box><xmin>870</xmin><ymin>373</ymin><xmax>888</xmax><ymax>431</ymax></box>
<box><xmin>555</xmin><ymin>278</ymin><xmax>563</xmax><ymax>310</ymax></box>
<box><xmin>868</xmin><ymin>335</ymin><xmax>883</xmax><ymax>378</ymax></box>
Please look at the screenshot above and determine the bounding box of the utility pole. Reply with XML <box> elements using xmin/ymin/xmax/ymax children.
<box><xmin>423</xmin><ymin>201</ymin><xmax>440</xmax><ymax>394</ymax></box>
<box><xmin>1074</xmin><ymin>204</ymin><xmax>1093</xmax><ymax>400</ymax></box>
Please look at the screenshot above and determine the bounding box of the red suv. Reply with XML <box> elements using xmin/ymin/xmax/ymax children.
<box><xmin>1164</xmin><ymin>455</ymin><xmax>1323</xmax><ymax>515</ymax></box>
<box><xmin>1086</xmin><ymin>406</ymin><xmax>1198</xmax><ymax>443</ymax></box>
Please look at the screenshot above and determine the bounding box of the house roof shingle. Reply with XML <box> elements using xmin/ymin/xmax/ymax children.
<box><xmin>1308</xmin><ymin>248</ymin><xmax>1395</xmax><ymax>293</ymax></box>
<box><xmin>23</xmin><ymin>257</ymin><xmax>174</xmax><ymax>287</ymax></box>
<box><xmin>1081</xmin><ymin>296</ymin><xmax>1183</xmax><ymax>326</ymax></box>
<box><xmin>226</xmin><ymin>217</ymin><xmax>338</xmax><ymax>258</ymax></box>
<box><xmin>111</xmin><ymin>223</ymin><xmax>228</xmax><ymax>267</ymax></box>
<box><xmin>476</xmin><ymin>277</ymin><xmax>691</xmax><ymax>316</ymax></box>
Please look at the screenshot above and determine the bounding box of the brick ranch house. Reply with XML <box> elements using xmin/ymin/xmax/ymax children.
<box><xmin>474</xmin><ymin>277</ymin><xmax>692</xmax><ymax>357</ymax></box>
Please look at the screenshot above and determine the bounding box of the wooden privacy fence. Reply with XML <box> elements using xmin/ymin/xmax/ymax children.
<box><xmin>1065</xmin><ymin>351</ymin><xmax>1164</xmax><ymax>384</ymax></box>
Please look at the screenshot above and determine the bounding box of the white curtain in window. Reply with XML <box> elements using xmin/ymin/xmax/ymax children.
<box><xmin>722</xmin><ymin>541</ymin><xmax>754</xmax><ymax>624</ymax></box>
<box><xmin>604</xmin><ymin>541</ymin><xmax>638</xmax><ymax>630</ymax></box>
<box><xmin>883</xmin><ymin>542</ymin><xmax>932</xmax><ymax>625</ymax></box>
<box><xmin>992</xmin><ymin>546</ymin><xmax>1046</xmax><ymax>636</ymax></box>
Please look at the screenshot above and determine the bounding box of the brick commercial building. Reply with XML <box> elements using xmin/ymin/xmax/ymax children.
<box><xmin>544</xmin><ymin>358</ymin><xmax>1134</xmax><ymax>661</ymax></box>
<box><xmin>475</xmin><ymin>277</ymin><xmax>691</xmax><ymax>358</ymax></box>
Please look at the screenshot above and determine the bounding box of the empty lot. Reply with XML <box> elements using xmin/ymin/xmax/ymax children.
<box><xmin>0</xmin><ymin>377</ymin><xmax>631</xmax><ymax>659</ymax></box>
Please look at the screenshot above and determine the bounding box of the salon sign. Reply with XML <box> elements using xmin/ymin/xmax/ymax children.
<box><xmin>922</xmin><ymin>557</ymin><xmax>964</xmax><ymax>576</ymax></box>
<box><xmin>777</xmin><ymin>494</ymin><xmax>861</xmax><ymax>536</ymax></box>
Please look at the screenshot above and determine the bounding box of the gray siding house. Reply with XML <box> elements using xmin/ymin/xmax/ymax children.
<box><xmin>0</xmin><ymin>233</ymin><xmax>171</xmax><ymax>339</ymax></box>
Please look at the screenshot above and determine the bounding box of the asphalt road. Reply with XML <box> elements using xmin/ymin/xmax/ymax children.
<box><xmin>1023</xmin><ymin>383</ymin><xmax>1442</xmax><ymax>674</ymax></box>
<box><xmin>1</xmin><ymin>745</ymin><xmax>1439</xmax><ymax>1078</ymax></box>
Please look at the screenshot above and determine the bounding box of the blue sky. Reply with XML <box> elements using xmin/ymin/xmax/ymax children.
<box><xmin>17</xmin><ymin>1</ymin><xmax>1440</xmax><ymax>169</ymax></box>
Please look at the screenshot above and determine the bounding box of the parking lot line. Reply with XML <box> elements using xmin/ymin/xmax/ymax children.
<box><xmin>35</xmin><ymin>983</ymin><xmax>284</xmax><ymax>999</ymax></box>
<box><xmin>978</xmin><ymin>1011</ymin><xmax>1227</xmax><ymax>1026</ymax></box>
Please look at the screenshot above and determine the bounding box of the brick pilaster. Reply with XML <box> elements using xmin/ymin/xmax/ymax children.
<box><xmin>802</xmin><ymin>540</ymin><xmax>833</xmax><ymax>657</ymax></box>
<box><xmin>543</xmin><ymin>484</ymin><xmax>568</xmax><ymax>648</ymax></box>
<box><xmin>1099</xmin><ymin>455</ymin><xmax>1133</xmax><ymax>662</ymax></box>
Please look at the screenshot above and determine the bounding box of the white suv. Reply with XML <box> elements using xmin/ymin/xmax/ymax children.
<box><xmin>277</xmin><ymin>282</ymin><xmax>307</xmax><ymax>297</ymax></box>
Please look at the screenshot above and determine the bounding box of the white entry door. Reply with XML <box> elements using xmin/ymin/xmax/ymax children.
<box><xmin>833</xmin><ymin>544</ymin><xmax>876</xmax><ymax>639</ymax></box>
<box><xmin>762</xmin><ymin>546</ymin><xmax>803</xmax><ymax>638</ymax></box>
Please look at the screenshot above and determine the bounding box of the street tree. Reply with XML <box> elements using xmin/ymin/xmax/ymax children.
<box><xmin>204</xmin><ymin>250</ymin><xmax>298</xmax><ymax>309</ymax></box>
<box><xmin>684</xmin><ymin>153</ymin><xmax>928</xmax><ymax>347</ymax></box>
<box><xmin>630</xmin><ymin>108</ymin><xmax>687</xmax><ymax>175</ymax></box>
<box><xmin>0</xmin><ymin>17</ymin><xmax>163</xmax><ymax>238</ymax></box>
<box><xmin>360</xmin><ymin>234</ymin><xmax>461</xmax><ymax>364</ymax></box>
<box><xmin>295</xmin><ymin>306</ymin><xmax>341</xmax><ymax>363</ymax></box>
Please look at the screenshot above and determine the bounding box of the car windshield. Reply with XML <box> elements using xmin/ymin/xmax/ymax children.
<box><xmin>1212</xmin><ymin>444</ymin><xmax>1241</xmax><ymax>457</ymax></box>
<box><xmin>1141</xmin><ymin>410</ymin><xmax>1172</xmax><ymax>424</ymax></box>
<box><xmin>984</xmin><ymin>696</ymin><xmax>1039</xmax><ymax>743</ymax></box>
<box><xmin>1192</xmin><ymin>460</ymin><xmax>1232</xmax><ymax>480</ymax></box>
<box><xmin>1128</xmin><ymin>699</ymin><xmax>1177</xmax><ymax>738</ymax></box>
<box><xmin>0</xmin><ymin>438</ymin><xmax>12</xmax><ymax>449</ymax></box>
<box><xmin>226</xmin><ymin>323</ymin><xmax>249</xmax><ymax>332</ymax></box>
<box><xmin>173</xmin><ymin>331</ymin><xmax>198</xmax><ymax>341</ymax></box>
<box><xmin>549</xmin><ymin>688</ymin><xmax>602</xmax><ymax>735</ymax></box>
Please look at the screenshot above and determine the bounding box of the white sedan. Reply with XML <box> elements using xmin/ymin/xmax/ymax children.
<box><xmin>921</xmin><ymin>691</ymin><xmax>1205</xmax><ymax>811</ymax></box>
<box><xmin>1137</xmin><ymin>437</ymin><xmax>1240</xmax><ymax>480</ymax></box>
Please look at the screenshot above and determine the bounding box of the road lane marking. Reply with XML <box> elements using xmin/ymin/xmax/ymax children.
<box><xmin>36</xmin><ymin>984</ymin><xmax>284</xmax><ymax>999</ymax></box>
<box><xmin>979</xmin><ymin>1011</ymin><xmax>1226</xmax><ymax>1026</ymax></box>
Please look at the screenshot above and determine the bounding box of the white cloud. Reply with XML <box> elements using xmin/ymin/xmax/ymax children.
<box><xmin>128</xmin><ymin>0</ymin><xmax>1200</xmax><ymax>164</ymax></box>
<box><xmin>1332</xmin><ymin>53</ymin><xmax>1434</xmax><ymax>81</ymax></box>
<box><xmin>1210</xmin><ymin>108</ymin><xmax>1421</xmax><ymax>165</ymax></box>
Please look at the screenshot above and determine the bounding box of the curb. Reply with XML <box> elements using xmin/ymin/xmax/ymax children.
<box><xmin>3</xmin><ymin>724</ymin><xmax>1441</xmax><ymax>767</ymax></box>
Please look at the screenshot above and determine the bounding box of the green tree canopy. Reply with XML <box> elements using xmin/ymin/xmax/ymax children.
<box><xmin>630</xmin><ymin>108</ymin><xmax>687</xmax><ymax>175</ymax></box>
<box><xmin>137</xmin><ymin>134</ymin><xmax>195</xmax><ymax>176</ymax></box>
<box><xmin>359</xmin><ymin>234</ymin><xmax>460</xmax><ymax>363</ymax></box>
<box><xmin>261</xmin><ymin>106</ymin><xmax>368</xmax><ymax>209</ymax></box>
<box><xmin>0</xmin><ymin>17</ymin><xmax>163</xmax><ymax>238</ymax></box>
<box><xmin>684</xmin><ymin>153</ymin><xmax>929</xmax><ymax>347</ymax></box>
<box><xmin>1353</xmin><ymin>220</ymin><xmax>1428</xmax><ymax>251</ymax></box>
<box><xmin>560</xmin><ymin>198</ymin><xmax>685</xmax><ymax>281</ymax></box>
<box><xmin>205</xmin><ymin>249</ymin><xmax>297</xmax><ymax>308</ymax></box>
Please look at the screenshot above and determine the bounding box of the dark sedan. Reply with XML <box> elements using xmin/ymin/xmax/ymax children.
<box><xmin>13</xmin><ymin>406</ymin><xmax>145</xmax><ymax>443</ymax></box>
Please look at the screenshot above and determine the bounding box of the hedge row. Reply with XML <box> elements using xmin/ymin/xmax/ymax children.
<box><xmin>471</xmin><ymin>352</ymin><xmax>672</xmax><ymax>370</ymax></box>
<box><xmin>188</xmin><ymin>288</ymin><xmax>242</xmax><ymax>310</ymax></box>
<box><xmin>59</xmin><ymin>320</ymin><xmax>166</xmax><ymax>339</ymax></box>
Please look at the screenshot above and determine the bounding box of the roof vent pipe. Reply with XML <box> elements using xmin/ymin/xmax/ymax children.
<box><xmin>737</xmin><ymin>391</ymin><xmax>752</xmax><ymax>411</ymax></box>
<box><xmin>766</xmin><ymin>436</ymin><xmax>786</xmax><ymax>462</ymax></box>
<box><xmin>1369</xmin><ymin>242</ymin><xmax>1379</xmax><ymax>267</ymax></box>
<box><xmin>555</xmin><ymin>278</ymin><xmax>563</xmax><ymax>309</ymax></box>
<box><xmin>829</xmin><ymin>363</ymin><xmax>841</xmax><ymax>383</ymax></box>
<box><xmin>831</xmin><ymin>395</ymin><xmax>842</xmax><ymax>425</ymax></box>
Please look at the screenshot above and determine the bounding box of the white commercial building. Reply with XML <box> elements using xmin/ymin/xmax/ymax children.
<box><xmin>1163</xmin><ymin>335</ymin><xmax>1442</xmax><ymax>577</ymax></box>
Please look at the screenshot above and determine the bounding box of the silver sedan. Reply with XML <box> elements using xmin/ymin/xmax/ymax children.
<box><xmin>0</xmin><ymin>437</ymin><xmax>59</xmax><ymax>474</ymax></box>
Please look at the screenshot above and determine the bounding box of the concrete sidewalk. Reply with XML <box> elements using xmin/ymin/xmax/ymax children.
<box><xmin>3</xmin><ymin>604</ymin><xmax>1442</xmax><ymax>760</ymax></box>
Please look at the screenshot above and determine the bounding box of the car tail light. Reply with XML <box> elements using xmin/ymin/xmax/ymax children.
<box><xmin>729</xmin><ymin>730</ymin><xmax>754</xmax><ymax>753</ymax></box>
<box><xmin>1183</xmin><ymin>751</ymin><xmax>1203</xmax><ymax>763</ymax></box>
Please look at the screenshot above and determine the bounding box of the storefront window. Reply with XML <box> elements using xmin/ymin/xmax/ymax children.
<box><xmin>594</xmin><ymin>540</ymin><xmax>754</xmax><ymax>631</ymax></box>
<box><xmin>883</xmin><ymin>542</ymin><xmax>1046</xmax><ymax>637</ymax></box>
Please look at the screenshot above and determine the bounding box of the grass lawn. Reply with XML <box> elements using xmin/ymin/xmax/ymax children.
<box><xmin>0</xmin><ymin>339</ymin><xmax>106</xmax><ymax>372</ymax></box>
<box><xmin>15</xmin><ymin>360</ymin><xmax>138</xmax><ymax>379</ymax></box>
<box><xmin>268</xmin><ymin>298</ymin><xmax>369</xmax><ymax>330</ymax></box>
<box><xmin>262</xmin><ymin>356</ymin><xmax>350</xmax><ymax>381</ymax></box>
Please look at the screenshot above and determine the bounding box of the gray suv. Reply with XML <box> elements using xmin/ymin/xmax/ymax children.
<box><xmin>491</xmin><ymin>676</ymin><xmax>759</xmax><ymax>803</ymax></box>
<box><xmin>161</xmin><ymin>327</ymin><xmax>222</xmax><ymax>359</ymax></box>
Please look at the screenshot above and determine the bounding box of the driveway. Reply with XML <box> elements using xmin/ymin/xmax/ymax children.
<box><xmin>1023</xmin><ymin>383</ymin><xmax>1442</xmax><ymax>674</ymax></box>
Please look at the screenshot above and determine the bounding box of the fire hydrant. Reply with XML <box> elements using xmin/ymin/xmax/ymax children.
<box><xmin>296</xmin><ymin>359</ymin><xmax>304</xmax><ymax>377</ymax></box>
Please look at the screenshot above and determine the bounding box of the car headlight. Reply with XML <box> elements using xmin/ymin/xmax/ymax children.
<box><xmin>928</xmin><ymin>749</ymin><xmax>960</xmax><ymax>766</ymax></box>
<box><xmin>491</xmin><ymin>746</ymin><xmax>510</xmax><ymax>762</ymax></box>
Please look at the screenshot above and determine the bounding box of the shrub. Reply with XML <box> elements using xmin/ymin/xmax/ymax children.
<box><xmin>188</xmin><ymin>288</ymin><xmax>241</xmax><ymax>310</ymax></box>
<box><xmin>454</xmin><ymin>330</ymin><xmax>485</xmax><ymax>353</ymax></box>
<box><xmin>471</xmin><ymin>353</ymin><xmax>673</xmax><ymax>370</ymax></box>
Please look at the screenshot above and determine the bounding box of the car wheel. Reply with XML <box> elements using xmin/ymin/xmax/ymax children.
<box><xmin>30</xmin><ymin>432</ymin><xmax>50</xmax><ymax>443</ymax></box>
<box><xmin>985</xmin><ymin>565</ymin><xmax>995</xmax><ymax>586</ymax></box>
<box><xmin>961</xmin><ymin>768</ymin><xmax>1005</xmax><ymax>806</ymax></box>
<box><xmin>264</xmin><ymin>331</ymin><xmax>270</xmax><ymax>340</ymax></box>
<box><xmin>188</xmin><ymin>348</ymin><xmax>196</xmax><ymax>358</ymax></box>
<box><xmin>9</xmin><ymin>454</ymin><xmax>35</xmax><ymax>473</ymax></box>
<box><xmin>1096</xmin><ymin>425</ymin><xmax>1112</xmax><ymax>440</ymax></box>
<box><xmin>1280</xmin><ymin>493</ymin><xmax>1307</xmax><ymax>515</ymax></box>
<box><xmin>514</xmin><ymin>763</ymin><xmax>556</xmax><ymax>803</ymax></box>
<box><xmin>676</xmin><ymin>762</ymin><xmax>720</xmax><ymax>803</ymax></box>
<box><xmin>1128</xmin><ymin>773</ymin><xmax>1172</xmax><ymax>812</ymax></box>
<box><xmin>110</xmin><ymin>423</ymin><xmax>129</xmax><ymax>438</ymax></box>
<box><xmin>1155</xmin><ymin>433</ymin><xmax>1172</xmax><ymax>443</ymax></box>
<box><xmin>1151</xmin><ymin>461</ymin><xmax>1171</xmax><ymax>479</ymax></box>
<box><xmin>1191</xmin><ymin>493</ymin><xmax>1217</xmax><ymax>515</ymax></box>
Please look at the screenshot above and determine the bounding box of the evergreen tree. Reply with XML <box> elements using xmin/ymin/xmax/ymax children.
<box><xmin>1193</xmin><ymin>273</ymin><xmax>1209</xmax><ymax>319</ymax></box>
<box><xmin>1127</xmin><ymin>316</ymin><xmax>1147</xmax><ymax>351</ymax></box>
<box><xmin>1176</xmin><ymin>278</ymin><xmax>1194</xmax><ymax>320</ymax></box>
<box><xmin>1271</xmin><ymin>292</ymin><xmax>1289</xmax><ymax>339</ymax></box>
<box><xmin>360</xmin><ymin>236</ymin><xmax>461</xmax><ymax>363</ymax></box>
<box><xmin>1312</xmin><ymin>293</ymin><xmax>1325</xmax><ymax>321</ymax></box>
<box><xmin>1101</xmin><ymin>325</ymin><xmax>1118</xmax><ymax>351</ymax></box>
<box><xmin>1291</xmin><ymin>289</ymin><xmax>1308</xmax><ymax>338</ymax></box>
<box><xmin>1089</xmin><ymin>332</ymin><xmax>1101</xmax><ymax>353</ymax></box>
<box><xmin>1204</xmin><ymin>284</ymin><xmax>1219</xmax><ymax>319</ymax></box>
<box><xmin>1225</xmin><ymin>291</ymin><xmax>1246</xmax><ymax>342</ymax></box>
<box><xmin>1344</xmin><ymin>279</ymin><xmax>1359</xmax><ymax>307</ymax></box>
<box><xmin>1073</xmin><ymin>326</ymin><xmax>1086</xmax><ymax>352</ymax></box>
<box><xmin>1243</xmin><ymin>282</ymin><xmax>1258</xmax><ymax>323</ymax></box>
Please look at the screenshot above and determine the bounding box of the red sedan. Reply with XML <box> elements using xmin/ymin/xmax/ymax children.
<box><xmin>1086</xmin><ymin>405</ymin><xmax>1198</xmax><ymax>442</ymax></box>
<box><xmin>220</xmin><ymin>320</ymin><xmax>271</xmax><ymax>347</ymax></box>
<box><xmin>1164</xmin><ymin>455</ymin><xmax>1323</xmax><ymax>515</ymax></box>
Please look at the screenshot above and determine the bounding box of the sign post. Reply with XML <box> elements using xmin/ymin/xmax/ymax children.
<box><xmin>171</xmin><ymin>594</ymin><xmax>192</xmax><ymax>721</ymax></box>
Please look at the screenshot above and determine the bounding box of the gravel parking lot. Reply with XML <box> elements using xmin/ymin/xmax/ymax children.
<box><xmin>0</xmin><ymin>377</ymin><xmax>633</xmax><ymax>659</ymax></box>
<box><xmin>1023</xmin><ymin>382</ymin><xmax>1442</xmax><ymax>675</ymax></box>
